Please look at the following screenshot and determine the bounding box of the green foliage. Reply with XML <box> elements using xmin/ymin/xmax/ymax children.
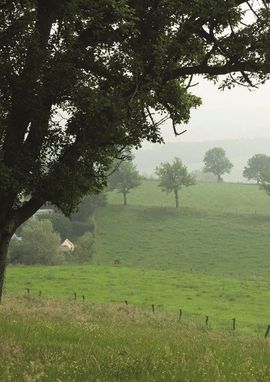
<box><xmin>9</xmin><ymin>220</ymin><xmax>62</xmax><ymax>265</ymax></box>
<box><xmin>108</xmin><ymin>160</ymin><xmax>141</xmax><ymax>205</ymax></box>
<box><xmin>203</xmin><ymin>148</ymin><xmax>233</xmax><ymax>181</ymax></box>
<box><xmin>1</xmin><ymin>0</ymin><xmax>270</xmax><ymax>227</ymax></box>
<box><xmin>72</xmin><ymin>232</ymin><xmax>95</xmax><ymax>264</ymax></box>
<box><xmin>158</xmin><ymin>80</ymin><xmax>202</xmax><ymax>126</ymax></box>
<box><xmin>71</xmin><ymin>193</ymin><xmax>107</xmax><ymax>222</ymax></box>
<box><xmin>49</xmin><ymin>213</ymin><xmax>74</xmax><ymax>241</ymax></box>
<box><xmin>243</xmin><ymin>154</ymin><xmax>270</xmax><ymax>184</ymax></box>
<box><xmin>155</xmin><ymin>158</ymin><xmax>195</xmax><ymax>208</ymax></box>
<box><xmin>41</xmin><ymin>193</ymin><xmax>104</xmax><ymax>240</ymax></box>
<box><xmin>260</xmin><ymin>169</ymin><xmax>270</xmax><ymax>196</ymax></box>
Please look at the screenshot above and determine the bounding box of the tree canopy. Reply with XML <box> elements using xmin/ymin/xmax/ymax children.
<box><xmin>156</xmin><ymin>158</ymin><xmax>195</xmax><ymax>208</ymax></box>
<box><xmin>203</xmin><ymin>147</ymin><xmax>233</xmax><ymax>181</ymax></box>
<box><xmin>1</xmin><ymin>0</ymin><xmax>270</xmax><ymax>298</ymax></box>
<box><xmin>108</xmin><ymin>160</ymin><xmax>141</xmax><ymax>205</ymax></box>
<box><xmin>243</xmin><ymin>154</ymin><xmax>270</xmax><ymax>184</ymax></box>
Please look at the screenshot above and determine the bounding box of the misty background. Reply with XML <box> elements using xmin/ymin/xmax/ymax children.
<box><xmin>133</xmin><ymin>79</ymin><xmax>270</xmax><ymax>182</ymax></box>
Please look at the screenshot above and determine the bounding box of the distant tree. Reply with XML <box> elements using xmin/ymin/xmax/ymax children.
<box><xmin>203</xmin><ymin>148</ymin><xmax>233</xmax><ymax>182</ymax></box>
<box><xmin>155</xmin><ymin>158</ymin><xmax>196</xmax><ymax>208</ymax></box>
<box><xmin>71</xmin><ymin>194</ymin><xmax>107</xmax><ymax>222</ymax></box>
<box><xmin>48</xmin><ymin>213</ymin><xmax>74</xmax><ymax>241</ymax></box>
<box><xmin>9</xmin><ymin>220</ymin><xmax>62</xmax><ymax>265</ymax></box>
<box><xmin>108</xmin><ymin>161</ymin><xmax>141</xmax><ymax>206</ymax></box>
<box><xmin>72</xmin><ymin>232</ymin><xmax>95</xmax><ymax>264</ymax></box>
<box><xmin>243</xmin><ymin>154</ymin><xmax>270</xmax><ymax>184</ymax></box>
<box><xmin>191</xmin><ymin>170</ymin><xmax>217</xmax><ymax>183</ymax></box>
<box><xmin>260</xmin><ymin>170</ymin><xmax>270</xmax><ymax>196</ymax></box>
<box><xmin>39</xmin><ymin>193</ymin><xmax>106</xmax><ymax>240</ymax></box>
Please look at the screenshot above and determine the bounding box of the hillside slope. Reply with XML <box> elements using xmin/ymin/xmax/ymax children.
<box><xmin>95</xmin><ymin>180</ymin><xmax>270</xmax><ymax>278</ymax></box>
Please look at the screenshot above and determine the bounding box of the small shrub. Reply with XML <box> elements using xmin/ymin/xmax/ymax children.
<box><xmin>71</xmin><ymin>232</ymin><xmax>94</xmax><ymax>263</ymax></box>
<box><xmin>9</xmin><ymin>219</ymin><xmax>63</xmax><ymax>265</ymax></box>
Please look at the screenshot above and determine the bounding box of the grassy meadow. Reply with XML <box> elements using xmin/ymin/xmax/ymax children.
<box><xmin>1</xmin><ymin>297</ymin><xmax>270</xmax><ymax>382</ymax></box>
<box><xmin>3</xmin><ymin>180</ymin><xmax>270</xmax><ymax>380</ymax></box>
<box><xmin>5</xmin><ymin>180</ymin><xmax>270</xmax><ymax>332</ymax></box>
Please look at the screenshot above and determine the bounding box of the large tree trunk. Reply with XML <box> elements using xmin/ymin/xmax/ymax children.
<box><xmin>0</xmin><ymin>232</ymin><xmax>12</xmax><ymax>304</ymax></box>
<box><xmin>0</xmin><ymin>198</ymin><xmax>43</xmax><ymax>303</ymax></box>
<box><xmin>174</xmin><ymin>189</ymin><xmax>179</xmax><ymax>208</ymax></box>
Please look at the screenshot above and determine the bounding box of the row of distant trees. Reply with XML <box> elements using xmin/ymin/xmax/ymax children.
<box><xmin>107</xmin><ymin>147</ymin><xmax>233</xmax><ymax>208</ymax></box>
<box><xmin>203</xmin><ymin>149</ymin><xmax>270</xmax><ymax>187</ymax></box>
<box><xmin>108</xmin><ymin>149</ymin><xmax>270</xmax><ymax>208</ymax></box>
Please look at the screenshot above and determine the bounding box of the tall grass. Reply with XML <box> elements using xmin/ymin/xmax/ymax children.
<box><xmin>1</xmin><ymin>297</ymin><xmax>270</xmax><ymax>382</ymax></box>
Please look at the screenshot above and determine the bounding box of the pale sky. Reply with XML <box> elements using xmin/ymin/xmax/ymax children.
<box><xmin>158</xmin><ymin>77</ymin><xmax>270</xmax><ymax>144</ymax></box>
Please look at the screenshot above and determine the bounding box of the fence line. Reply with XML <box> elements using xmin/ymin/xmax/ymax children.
<box><xmin>18</xmin><ymin>288</ymin><xmax>270</xmax><ymax>339</ymax></box>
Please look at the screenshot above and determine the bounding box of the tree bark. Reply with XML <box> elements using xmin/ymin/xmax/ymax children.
<box><xmin>217</xmin><ymin>174</ymin><xmax>223</xmax><ymax>182</ymax></box>
<box><xmin>123</xmin><ymin>191</ymin><xmax>127</xmax><ymax>206</ymax></box>
<box><xmin>174</xmin><ymin>189</ymin><xmax>179</xmax><ymax>208</ymax></box>
<box><xmin>0</xmin><ymin>232</ymin><xmax>12</xmax><ymax>304</ymax></box>
<box><xmin>0</xmin><ymin>197</ymin><xmax>43</xmax><ymax>303</ymax></box>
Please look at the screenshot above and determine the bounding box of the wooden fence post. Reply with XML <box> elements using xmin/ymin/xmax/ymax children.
<box><xmin>264</xmin><ymin>325</ymin><xmax>270</xmax><ymax>339</ymax></box>
<box><xmin>205</xmin><ymin>315</ymin><xmax>209</xmax><ymax>326</ymax></box>
<box><xmin>232</xmin><ymin>318</ymin><xmax>236</xmax><ymax>331</ymax></box>
<box><xmin>151</xmin><ymin>304</ymin><xmax>155</xmax><ymax>313</ymax></box>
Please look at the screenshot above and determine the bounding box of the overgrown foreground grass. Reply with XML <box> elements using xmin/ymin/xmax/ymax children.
<box><xmin>1</xmin><ymin>297</ymin><xmax>270</xmax><ymax>382</ymax></box>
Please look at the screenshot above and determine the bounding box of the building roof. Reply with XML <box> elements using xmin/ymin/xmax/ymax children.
<box><xmin>60</xmin><ymin>239</ymin><xmax>75</xmax><ymax>251</ymax></box>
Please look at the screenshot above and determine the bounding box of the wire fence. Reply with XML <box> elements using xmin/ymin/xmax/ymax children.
<box><xmin>9</xmin><ymin>288</ymin><xmax>270</xmax><ymax>340</ymax></box>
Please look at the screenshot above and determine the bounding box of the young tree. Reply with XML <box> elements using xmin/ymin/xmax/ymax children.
<box><xmin>108</xmin><ymin>161</ymin><xmax>141</xmax><ymax>206</ymax></box>
<box><xmin>0</xmin><ymin>1</ymin><xmax>270</xmax><ymax>300</ymax></box>
<box><xmin>203</xmin><ymin>148</ymin><xmax>233</xmax><ymax>182</ymax></box>
<box><xmin>155</xmin><ymin>158</ymin><xmax>195</xmax><ymax>208</ymax></box>
<box><xmin>243</xmin><ymin>154</ymin><xmax>270</xmax><ymax>184</ymax></box>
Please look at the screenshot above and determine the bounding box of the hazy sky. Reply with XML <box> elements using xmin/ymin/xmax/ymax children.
<box><xmin>158</xmin><ymin>77</ymin><xmax>270</xmax><ymax>144</ymax></box>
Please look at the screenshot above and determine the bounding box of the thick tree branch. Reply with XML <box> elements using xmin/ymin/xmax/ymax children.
<box><xmin>164</xmin><ymin>61</ymin><xmax>270</xmax><ymax>81</ymax></box>
<box><xmin>3</xmin><ymin>1</ymin><xmax>56</xmax><ymax>167</ymax></box>
<box><xmin>14</xmin><ymin>197</ymin><xmax>44</xmax><ymax>228</ymax></box>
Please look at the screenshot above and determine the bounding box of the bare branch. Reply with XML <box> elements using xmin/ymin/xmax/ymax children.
<box><xmin>172</xmin><ymin>121</ymin><xmax>187</xmax><ymax>137</ymax></box>
<box><xmin>246</xmin><ymin>1</ymin><xmax>260</xmax><ymax>18</ymax></box>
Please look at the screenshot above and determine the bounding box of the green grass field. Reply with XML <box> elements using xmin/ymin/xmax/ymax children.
<box><xmin>5</xmin><ymin>180</ymin><xmax>270</xmax><ymax>335</ymax></box>
<box><xmin>5</xmin><ymin>263</ymin><xmax>270</xmax><ymax>335</ymax></box>
<box><xmin>95</xmin><ymin>181</ymin><xmax>270</xmax><ymax>277</ymax></box>
<box><xmin>107</xmin><ymin>179</ymin><xmax>270</xmax><ymax>214</ymax></box>
<box><xmin>3</xmin><ymin>180</ymin><xmax>270</xmax><ymax>380</ymax></box>
<box><xmin>1</xmin><ymin>297</ymin><xmax>270</xmax><ymax>382</ymax></box>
